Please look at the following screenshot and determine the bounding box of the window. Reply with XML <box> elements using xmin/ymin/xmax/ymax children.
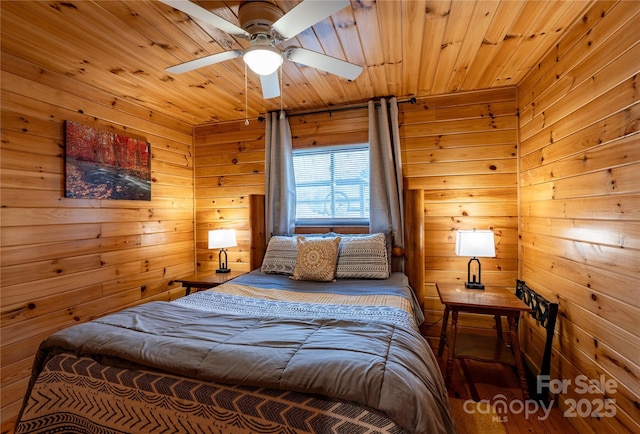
<box><xmin>293</xmin><ymin>145</ymin><xmax>369</xmax><ymax>225</ymax></box>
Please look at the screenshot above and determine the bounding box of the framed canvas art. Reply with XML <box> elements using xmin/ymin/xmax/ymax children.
<box><xmin>64</xmin><ymin>121</ymin><xmax>151</xmax><ymax>200</ymax></box>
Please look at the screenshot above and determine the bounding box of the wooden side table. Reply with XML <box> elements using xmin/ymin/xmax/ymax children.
<box><xmin>173</xmin><ymin>270</ymin><xmax>247</xmax><ymax>295</ymax></box>
<box><xmin>436</xmin><ymin>282</ymin><xmax>532</xmax><ymax>400</ymax></box>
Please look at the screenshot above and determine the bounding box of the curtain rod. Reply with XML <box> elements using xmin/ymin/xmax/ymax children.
<box><xmin>260</xmin><ymin>96</ymin><xmax>417</xmax><ymax>121</ymax></box>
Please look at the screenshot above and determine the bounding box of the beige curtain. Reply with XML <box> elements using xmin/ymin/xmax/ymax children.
<box><xmin>368</xmin><ymin>97</ymin><xmax>404</xmax><ymax>270</ymax></box>
<box><xmin>265</xmin><ymin>112</ymin><xmax>296</xmax><ymax>240</ymax></box>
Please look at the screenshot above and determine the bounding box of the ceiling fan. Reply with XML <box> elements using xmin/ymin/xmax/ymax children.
<box><xmin>160</xmin><ymin>0</ymin><xmax>363</xmax><ymax>99</ymax></box>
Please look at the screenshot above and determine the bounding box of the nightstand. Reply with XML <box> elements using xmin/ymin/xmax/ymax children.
<box><xmin>174</xmin><ymin>270</ymin><xmax>248</xmax><ymax>295</ymax></box>
<box><xmin>436</xmin><ymin>282</ymin><xmax>532</xmax><ymax>400</ymax></box>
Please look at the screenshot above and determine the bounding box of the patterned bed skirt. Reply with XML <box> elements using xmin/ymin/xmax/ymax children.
<box><xmin>16</xmin><ymin>354</ymin><xmax>407</xmax><ymax>434</ymax></box>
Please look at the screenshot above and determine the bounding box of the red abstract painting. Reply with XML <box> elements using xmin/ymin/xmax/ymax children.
<box><xmin>65</xmin><ymin>121</ymin><xmax>151</xmax><ymax>200</ymax></box>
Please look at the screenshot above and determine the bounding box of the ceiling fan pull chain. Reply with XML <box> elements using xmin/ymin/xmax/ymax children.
<box><xmin>244</xmin><ymin>64</ymin><xmax>249</xmax><ymax>126</ymax></box>
<box><xmin>279</xmin><ymin>67</ymin><xmax>284</xmax><ymax>120</ymax></box>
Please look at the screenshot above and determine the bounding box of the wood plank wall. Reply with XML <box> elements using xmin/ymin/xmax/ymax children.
<box><xmin>193</xmin><ymin>107</ymin><xmax>370</xmax><ymax>273</ymax></box>
<box><xmin>193</xmin><ymin>118</ymin><xmax>267</xmax><ymax>273</ymax></box>
<box><xmin>2</xmin><ymin>3</ymin><xmax>637</xmax><ymax>434</ymax></box>
<box><xmin>194</xmin><ymin>88</ymin><xmax>519</xmax><ymax>335</ymax></box>
<box><xmin>0</xmin><ymin>53</ymin><xmax>195</xmax><ymax>428</ymax></box>
<box><xmin>404</xmin><ymin>88</ymin><xmax>520</xmax><ymax>337</ymax></box>
<box><xmin>517</xmin><ymin>1</ymin><xmax>640</xmax><ymax>433</ymax></box>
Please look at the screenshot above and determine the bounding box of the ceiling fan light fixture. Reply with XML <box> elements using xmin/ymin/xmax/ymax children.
<box><xmin>243</xmin><ymin>45</ymin><xmax>283</xmax><ymax>76</ymax></box>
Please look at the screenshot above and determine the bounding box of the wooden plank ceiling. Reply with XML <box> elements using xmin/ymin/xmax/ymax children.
<box><xmin>1</xmin><ymin>0</ymin><xmax>594</xmax><ymax>126</ymax></box>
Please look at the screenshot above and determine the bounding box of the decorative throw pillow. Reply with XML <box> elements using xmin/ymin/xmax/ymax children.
<box><xmin>336</xmin><ymin>233</ymin><xmax>390</xmax><ymax>279</ymax></box>
<box><xmin>291</xmin><ymin>236</ymin><xmax>341</xmax><ymax>282</ymax></box>
<box><xmin>261</xmin><ymin>236</ymin><xmax>298</xmax><ymax>275</ymax></box>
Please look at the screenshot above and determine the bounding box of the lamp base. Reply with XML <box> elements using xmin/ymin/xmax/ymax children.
<box><xmin>215</xmin><ymin>268</ymin><xmax>231</xmax><ymax>274</ymax></box>
<box><xmin>465</xmin><ymin>282</ymin><xmax>485</xmax><ymax>290</ymax></box>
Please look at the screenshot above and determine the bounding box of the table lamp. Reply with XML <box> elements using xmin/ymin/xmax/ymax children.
<box><xmin>455</xmin><ymin>229</ymin><xmax>496</xmax><ymax>290</ymax></box>
<box><xmin>208</xmin><ymin>229</ymin><xmax>237</xmax><ymax>273</ymax></box>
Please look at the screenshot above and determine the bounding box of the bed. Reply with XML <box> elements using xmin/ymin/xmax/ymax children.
<box><xmin>15</xmin><ymin>232</ymin><xmax>455</xmax><ymax>434</ymax></box>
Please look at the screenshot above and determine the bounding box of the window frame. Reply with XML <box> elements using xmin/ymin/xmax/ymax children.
<box><xmin>293</xmin><ymin>144</ymin><xmax>370</xmax><ymax>227</ymax></box>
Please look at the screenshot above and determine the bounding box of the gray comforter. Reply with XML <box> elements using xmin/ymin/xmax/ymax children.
<box><xmin>24</xmin><ymin>276</ymin><xmax>455</xmax><ymax>434</ymax></box>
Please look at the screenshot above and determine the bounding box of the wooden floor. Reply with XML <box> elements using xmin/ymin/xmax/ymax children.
<box><xmin>432</xmin><ymin>343</ymin><xmax>579</xmax><ymax>434</ymax></box>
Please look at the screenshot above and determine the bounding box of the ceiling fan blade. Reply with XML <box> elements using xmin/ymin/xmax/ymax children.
<box><xmin>260</xmin><ymin>72</ymin><xmax>280</xmax><ymax>99</ymax></box>
<box><xmin>285</xmin><ymin>48</ymin><xmax>363</xmax><ymax>81</ymax></box>
<box><xmin>160</xmin><ymin>0</ymin><xmax>249</xmax><ymax>37</ymax></box>
<box><xmin>166</xmin><ymin>50</ymin><xmax>242</xmax><ymax>74</ymax></box>
<box><xmin>272</xmin><ymin>0</ymin><xmax>350</xmax><ymax>40</ymax></box>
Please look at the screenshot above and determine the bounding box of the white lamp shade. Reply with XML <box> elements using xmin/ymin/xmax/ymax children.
<box><xmin>208</xmin><ymin>229</ymin><xmax>237</xmax><ymax>249</ymax></box>
<box><xmin>455</xmin><ymin>230</ymin><xmax>496</xmax><ymax>257</ymax></box>
<box><xmin>243</xmin><ymin>45</ymin><xmax>283</xmax><ymax>76</ymax></box>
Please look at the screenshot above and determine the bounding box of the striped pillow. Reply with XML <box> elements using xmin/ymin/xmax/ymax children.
<box><xmin>260</xmin><ymin>236</ymin><xmax>298</xmax><ymax>275</ymax></box>
<box><xmin>336</xmin><ymin>233</ymin><xmax>390</xmax><ymax>279</ymax></box>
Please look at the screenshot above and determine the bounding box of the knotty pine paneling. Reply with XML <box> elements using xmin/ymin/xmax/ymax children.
<box><xmin>192</xmin><ymin>118</ymin><xmax>265</xmax><ymax>274</ymax></box>
<box><xmin>403</xmin><ymin>88</ymin><xmax>519</xmax><ymax>340</ymax></box>
<box><xmin>0</xmin><ymin>57</ymin><xmax>195</xmax><ymax>427</ymax></box>
<box><xmin>0</xmin><ymin>1</ymin><xmax>596</xmax><ymax>125</ymax></box>
<box><xmin>517</xmin><ymin>1</ymin><xmax>640</xmax><ymax>433</ymax></box>
<box><xmin>1</xmin><ymin>2</ymin><xmax>637</xmax><ymax>433</ymax></box>
<box><xmin>195</xmin><ymin>88</ymin><xmax>519</xmax><ymax>341</ymax></box>
<box><xmin>192</xmin><ymin>107</ymin><xmax>370</xmax><ymax>273</ymax></box>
